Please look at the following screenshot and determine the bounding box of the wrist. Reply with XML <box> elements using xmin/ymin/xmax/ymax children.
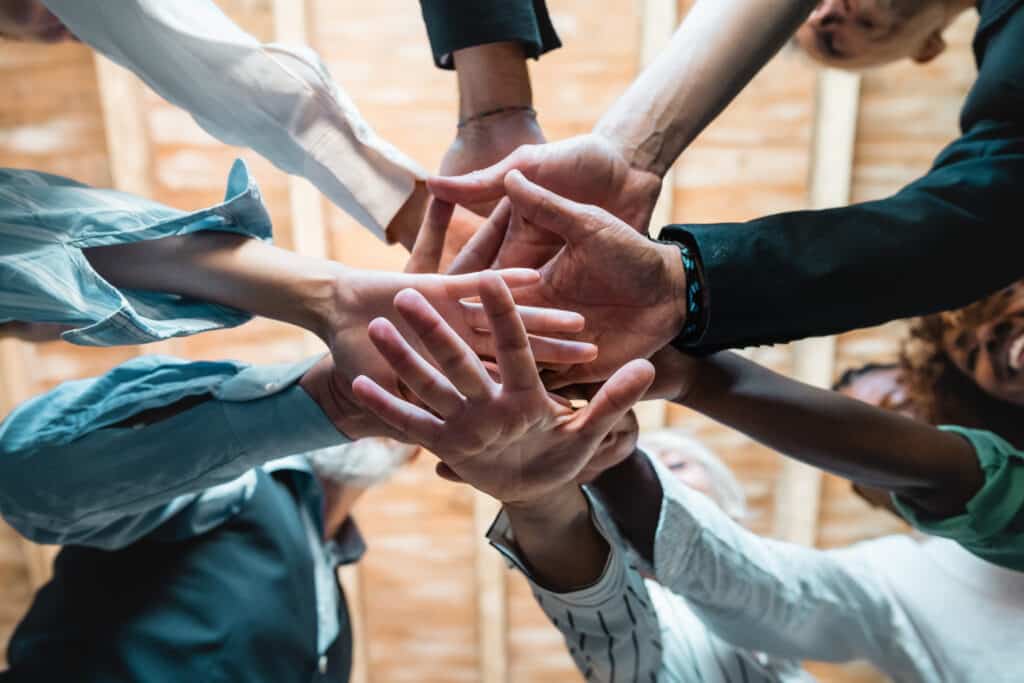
<box><xmin>654</xmin><ymin>239</ymin><xmax>690</xmax><ymax>343</ymax></box>
<box><xmin>454</xmin><ymin>42</ymin><xmax>532</xmax><ymax>119</ymax></box>
<box><xmin>386</xmin><ymin>181</ymin><xmax>429</xmax><ymax>249</ymax></box>
<box><xmin>504</xmin><ymin>482</ymin><xmax>588</xmax><ymax>528</ymax></box>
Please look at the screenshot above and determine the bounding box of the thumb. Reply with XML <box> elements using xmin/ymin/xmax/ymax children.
<box><xmin>503</xmin><ymin>170</ymin><xmax>595</xmax><ymax>244</ymax></box>
<box><xmin>576</xmin><ymin>359</ymin><xmax>655</xmax><ymax>440</ymax></box>
<box><xmin>428</xmin><ymin>145</ymin><xmax>538</xmax><ymax>205</ymax></box>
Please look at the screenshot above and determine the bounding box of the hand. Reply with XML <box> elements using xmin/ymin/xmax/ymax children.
<box><xmin>350</xmin><ymin>272</ymin><xmax>655</xmax><ymax>506</ymax></box>
<box><xmin>461</xmin><ymin>171</ymin><xmax>688</xmax><ymax>388</ymax></box>
<box><xmin>430</xmin><ymin>133</ymin><xmax>664</xmax><ymax>235</ymax></box>
<box><xmin>440</xmin><ymin>109</ymin><xmax>545</xmax><ymax>217</ymax></box>
<box><xmin>575</xmin><ymin>410</ymin><xmax>639</xmax><ymax>485</ymax></box>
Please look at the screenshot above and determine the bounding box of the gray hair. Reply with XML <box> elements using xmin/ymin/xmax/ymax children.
<box><xmin>638</xmin><ymin>429</ymin><xmax>748</xmax><ymax>520</ymax></box>
<box><xmin>306</xmin><ymin>438</ymin><xmax>417</xmax><ymax>488</ymax></box>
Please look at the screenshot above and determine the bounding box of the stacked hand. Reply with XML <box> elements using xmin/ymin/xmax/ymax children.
<box><xmin>349</xmin><ymin>271</ymin><xmax>654</xmax><ymax>506</ymax></box>
<box><xmin>300</xmin><ymin>203</ymin><xmax>598</xmax><ymax>441</ymax></box>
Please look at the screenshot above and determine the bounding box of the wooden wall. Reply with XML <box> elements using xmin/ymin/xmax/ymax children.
<box><xmin>0</xmin><ymin>1</ymin><xmax>978</xmax><ymax>681</ymax></box>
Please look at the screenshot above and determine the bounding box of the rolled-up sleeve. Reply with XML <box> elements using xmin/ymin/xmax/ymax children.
<box><xmin>893</xmin><ymin>426</ymin><xmax>1024</xmax><ymax>572</ymax></box>
<box><xmin>0</xmin><ymin>159</ymin><xmax>271</xmax><ymax>346</ymax></box>
<box><xmin>0</xmin><ymin>355</ymin><xmax>345</xmax><ymax>548</ymax></box>
<box><xmin>44</xmin><ymin>0</ymin><xmax>426</xmax><ymax>239</ymax></box>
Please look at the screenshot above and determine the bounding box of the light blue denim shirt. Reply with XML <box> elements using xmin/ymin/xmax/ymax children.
<box><xmin>0</xmin><ymin>353</ymin><xmax>344</xmax><ymax>548</ymax></box>
<box><xmin>0</xmin><ymin>158</ymin><xmax>270</xmax><ymax>345</ymax></box>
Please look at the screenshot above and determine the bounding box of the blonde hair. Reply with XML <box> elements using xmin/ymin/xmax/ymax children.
<box><xmin>306</xmin><ymin>438</ymin><xmax>417</xmax><ymax>488</ymax></box>
<box><xmin>638</xmin><ymin>429</ymin><xmax>748</xmax><ymax>520</ymax></box>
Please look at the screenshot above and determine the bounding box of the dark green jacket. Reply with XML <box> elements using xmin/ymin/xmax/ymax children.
<box><xmin>1</xmin><ymin>470</ymin><xmax>352</xmax><ymax>683</ymax></box>
<box><xmin>419</xmin><ymin>0</ymin><xmax>560</xmax><ymax>68</ymax></box>
<box><xmin>665</xmin><ymin>0</ymin><xmax>1024</xmax><ymax>351</ymax></box>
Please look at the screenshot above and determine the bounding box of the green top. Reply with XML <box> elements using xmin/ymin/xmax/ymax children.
<box><xmin>893</xmin><ymin>426</ymin><xmax>1024</xmax><ymax>572</ymax></box>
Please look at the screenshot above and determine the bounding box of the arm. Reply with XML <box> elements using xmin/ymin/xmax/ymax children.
<box><xmin>666</xmin><ymin>131</ymin><xmax>1024</xmax><ymax>350</ymax></box>
<box><xmin>595</xmin><ymin>0</ymin><xmax>817</xmax><ymax>177</ymax></box>
<box><xmin>675</xmin><ymin>351</ymin><xmax>983</xmax><ymax>518</ymax></box>
<box><xmin>594</xmin><ymin>450</ymin><xmax>935</xmax><ymax>673</ymax></box>
<box><xmin>0</xmin><ymin>355</ymin><xmax>345</xmax><ymax>548</ymax></box>
<box><xmin>42</xmin><ymin>0</ymin><xmax>428</xmax><ymax>243</ymax></box>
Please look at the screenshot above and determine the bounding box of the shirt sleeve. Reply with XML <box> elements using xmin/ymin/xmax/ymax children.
<box><xmin>43</xmin><ymin>0</ymin><xmax>427</xmax><ymax>240</ymax></box>
<box><xmin>0</xmin><ymin>355</ymin><xmax>345</xmax><ymax>549</ymax></box>
<box><xmin>0</xmin><ymin>160</ymin><xmax>273</xmax><ymax>346</ymax></box>
<box><xmin>893</xmin><ymin>426</ymin><xmax>1024</xmax><ymax>573</ymax></box>
<box><xmin>487</xmin><ymin>495</ymin><xmax>666</xmax><ymax>682</ymax></box>
<box><xmin>419</xmin><ymin>0</ymin><xmax>561</xmax><ymax>69</ymax></box>
<box><xmin>646</xmin><ymin>455</ymin><xmax>938</xmax><ymax>677</ymax></box>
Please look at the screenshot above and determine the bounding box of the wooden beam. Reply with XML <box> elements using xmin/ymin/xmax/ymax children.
<box><xmin>93</xmin><ymin>54</ymin><xmax>152</xmax><ymax>199</ymax></box>
<box><xmin>773</xmin><ymin>69</ymin><xmax>861</xmax><ymax>546</ymax></box>
<box><xmin>474</xmin><ymin>492</ymin><xmax>507</xmax><ymax>683</ymax></box>
<box><xmin>273</xmin><ymin>1</ymin><xmax>369</xmax><ymax>679</ymax></box>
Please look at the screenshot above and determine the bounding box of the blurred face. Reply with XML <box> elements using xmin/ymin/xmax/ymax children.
<box><xmin>836</xmin><ymin>366</ymin><xmax>916</xmax><ymax>417</ymax></box>
<box><xmin>794</xmin><ymin>0</ymin><xmax>951</xmax><ymax>69</ymax></box>
<box><xmin>653</xmin><ymin>447</ymin><xmax>714</xmax><ymax>498</ymax></box>
<box><xmin>0</xmin><ymin>1</ymin><xmax>73</xmax><ymax>42</ymax></box>
<box><xmin>940</xmin><ymin>282</ymin><xmax>1024</xmax><ymax>407</ymax></box>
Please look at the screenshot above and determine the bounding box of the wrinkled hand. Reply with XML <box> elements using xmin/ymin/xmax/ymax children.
<box><xmin>457</xmin><ymin>171</ymin><xmax>688</xmax><ymax>388</ymax></box>
<box><xmin>431</xmin><ymin>133</ymin><xmax>663</xmax><ymax>239</ymax></box>
<box><xmin>350</xmin><ymin>272</ymin><xmax>655</xmax><ymax>505</ymax></box>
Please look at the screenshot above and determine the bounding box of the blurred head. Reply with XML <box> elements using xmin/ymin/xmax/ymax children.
<box><xmin>926</xmin><ymin>282</ymin><xmax>1024</xmax><ymax>407</ymax></box>
<box><xmin>307</xmin><ymin>438</ymin><xmax>419</xmax><ymax>491</ymax></box>
<box><xmin>0</xmin><ymin>0</ymin><xmax>73</xmax><ymax>42</ymax></box>
<box><xmin>793</xmin><ymin>0</ymin><xmax>970</xmax><ymax>69</ymax></box>
<box><xmin>833</xmin><ymin>362</ymin><xmax>917</xmax><ymax>418</ymax></box>
<box><xmin>639</xmin><ymin>429</ymin><xmax>747</xmax><ymax>520</ymax></box>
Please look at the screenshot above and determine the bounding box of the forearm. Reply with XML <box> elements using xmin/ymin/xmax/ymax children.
<box><xmin>681</xmin><ymin>352</ymin><xmax>982</xmax><ymax>516</ymax></box>
<box><xmin>84</xmin><ymin>233</ymin><xmax>341</xmax><ymax>341</ymax></box>
<box><xmin>504</xmin><ymin>485</ymin><xmax>609</xmax><ymax>592</ymax></box>
<box><xmin>595</xmin><ymin>0</ymin><xmax>816</xmax><ymax>176</ymax></box>
<box><xmin>454</xmin><ymin>41</ymin><xmax>533</xmax><ymax>118</ymax></box>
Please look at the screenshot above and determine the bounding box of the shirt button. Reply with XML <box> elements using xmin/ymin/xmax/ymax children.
<box><xmin>263</xmin><ymin>382</ymin><xmax>278</xmax><ymax>392</ymax></box>
<box><xmin>318</xmin><ymin>655</ymin><xmax>328</xmax><ymax>674</ymax></box>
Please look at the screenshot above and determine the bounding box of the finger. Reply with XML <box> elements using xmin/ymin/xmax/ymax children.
<box><xmin>460</xmin><ymin>300</ymin><xmax>585</xmax><ymax>334</ymax></box>
<box><xmin>351</xmin><ymin>375</ymin><xmax>444</xmax><ymax>447</ymax></box>
<box><xmin>405</xmin><ymin>199</ymin><xmax>454</xmax><ymax>274</ymax></box>
<box><xmin>428</xmin><ymin>146</ymin><xmax>537</xmax><ymax>205</ymax></box>
<box><xmin>503</xmin><ymin>170</ymin><xmax>601</xmax><ymax>244</ymax></box>
<box><xmin>366</xmin><ymin>317</ymin><xmax>465</xmax><ymax>417</ymax></box>
<box><xmin>443</xmin><ymin>268</ymin><xmax>539</xmax><ymax>298</ymax></box>
<box><xmin>577</xmin><ymin>359</ymin><xmax>655</xmax><ymax>439</ymax></box>
<box><xmin>447</xmin><ymin>198</ymin><xmax>512</xmax><ymax>275</ymax></box>
<box><xmin>435</xmin><ymin>462</ymin><xmax>465</xmax><ymax>484</ymax></box>
<box><xmin>470</xmin><ymin>330</ymin><xmax>597</xmax><ymax>366</ymax></box>
<box><xmin>478</xmin><ymin>273</ymin><xmax>541</xmax><ymax>392</ymax></box>
<box><xmin>393</xmin><ymin>288</ymin><xmax>493</xmax><ymax>398</ymax></box>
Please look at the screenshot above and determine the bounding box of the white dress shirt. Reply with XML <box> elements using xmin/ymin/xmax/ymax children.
<box><xmin>490</xmin><ymin>453</ymin><xmax>1024</xmax><ymax>682</ymax></box>
<box><xmin>43</xmin><ymin>0</ymin><xmax>427</xmax><ymax>239</ymax></box>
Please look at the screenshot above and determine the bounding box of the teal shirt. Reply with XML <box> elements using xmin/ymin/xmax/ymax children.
<box><xmin>894</xmin><ymin>426</ymin><xmax>1024</xmax><ymax>572</ymax></box>
<box><xmin>0</xmin><ymin>158</ymin><xmax>270</xmax><ymax>346</ymax></box>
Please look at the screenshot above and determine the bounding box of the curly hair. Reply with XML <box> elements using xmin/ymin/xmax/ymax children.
<box><xmin>900</xmin><ymin>288</ymin><xmax>1024</xmax><ymax>448</ymax></box>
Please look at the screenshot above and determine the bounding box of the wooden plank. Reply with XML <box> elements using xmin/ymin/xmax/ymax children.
<box><xmin>474</xmin><ymin>492</ymin><xmax>507</xmax><ymax>683</ymax></box>
<box><xmin>773</xmin><ymin>69</ymin><xmax>861</xmax><ymax>546</ymax></box>
<box><xmin>93</xmin><ymin>53</ymin><xmax>152</xmax><ymax>197</ymax></box>
<box><xmin>273</xmin><ymin>2</ymin><xmax>367</xmax><ymax>679</ymax></box>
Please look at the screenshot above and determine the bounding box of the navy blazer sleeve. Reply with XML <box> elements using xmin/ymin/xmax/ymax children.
<box><xmin>665</xmin><ymin>1</ymin><xmax>1024</xmax><ymax>352</ymax></box>
<box><xmin>419</xmin><ymin>0</ymin><xmax>560</xmax><ymax>69</ymax></box>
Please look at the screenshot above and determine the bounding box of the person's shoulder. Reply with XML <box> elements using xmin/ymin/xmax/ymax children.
<box><xmin>961</xmin><ymin>0</ymin><xmax>1024</xmax><ymax>133</ymax></box>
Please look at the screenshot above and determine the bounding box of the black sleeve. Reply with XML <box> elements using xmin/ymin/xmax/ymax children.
<box><xmin>419</xmin><ymin>0</ymin><xmax>561</xmax><ymax>69</ymax></box>
<box><xmin>663</xmin><ymin>4</ymin><xmax>1024</xmax><ymax>353</ymax></box>
<box><xmin>663</xmin><ymin>124</ymin><xmax>1024</xmax><ymax>352</ymax></box>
